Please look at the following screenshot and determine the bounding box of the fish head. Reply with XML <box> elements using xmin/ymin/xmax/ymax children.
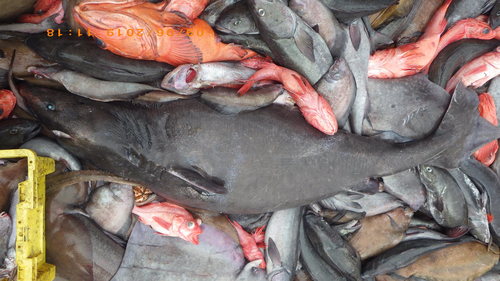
<box><xmin>247</xmin><ymin>0</ymin><xmax>296</xmax><ymax>38</ymax></box>
<box><xmin>464</xmin><ymin>19</ymin><xmax>494</xmax><ymax>40</ymax></box>
<box><xmin>160</xmin><ymin>64</ymin><xmax>200</xmax><ymax>95</ymax></box>
<box><xmin>418</xmin><ymin>165</ymin><xmax>438</xmax><ymax>186</ymax></box>
<box><xmin>178</xmin><ymin>218</ymin><xmax>203</xmax><ymax>244</ymax></box>
<box><xmin>73</xmin><ymin>3</ymin><xmax>157</xmax><ymax>60</ymax></box>
<box><xmin>0</xmin><ymin>118</ymin><xmax>40</xmax><ymax>143</ymax></box>
<box><xmin>215</xmin><ymin>7</ymin><xmax>257</xmax><ymax>35</ymax></box>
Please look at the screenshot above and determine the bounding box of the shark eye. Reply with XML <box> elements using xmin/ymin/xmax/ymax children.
<box><xmin>187</xmin><ymin>221</ymin><xmax>195</xmax><ymax>229</ymax></box>
<box><xmin>46</xmin><ymin>103</ymin><xmax>56</xmax><ymax>111</ymax></box>
<box><xmin>258</xmin><ymin>8</ymin><xmax>265</xmax><ymax>17</ymax></box>
<box><xmin>9</xmin><ymin>128</ymin><xmax>18</xmax><ymax>135</ymax></box>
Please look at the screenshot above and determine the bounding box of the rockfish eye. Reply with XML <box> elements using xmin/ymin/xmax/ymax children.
<box><xmin>425</xmin><ymin>167</ymin><xmax>432</xmax><ymax>173</ymax></box>
<box><xmin>9</xmin><ymin>128</ymin><xmax>18</xmax><ymax>135</ymax></box>
<box><xmin>482</xmin><ymin>28</ymin><xmax>490</xmax><ymax>34</ymax></box>
<box><xmin>258</xmin><ymin>8</ymin><xmax>265</xmax><ymax>17</ymax></box>
<box><xmin>46</xmin><ymin>103</ymin><xmax>56</xmax><ymax>111</ymax></box>
<box><xmin>187</xmin><ymin>221</ymin><xmax>195</xmax><ymax>229</ymax></box>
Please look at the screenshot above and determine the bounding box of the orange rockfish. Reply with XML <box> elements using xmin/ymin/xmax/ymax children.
<box><xmin>474</xmin><ymin>93</ymin><xmax>498</xmax><ymax>166</ymax></box>
<box><xmin>73</xmin><ymin>0</ymin><xmax>257</xmax><ymax>66</ymax></box>
<box><xmin>229</xmin><ymin>219</ymin><xmax>266</xmax><ymax>269</ymax></box>
<box><xmin>367</xmin><ymin>0</ymin><xmax>452</xmax><ymax>79</ymax></box>
<box><xmin>0</xmin><ymin>90</ymin><xmax>16</xmax><ymax>120</ymax></box>
<box><xmin>445</xmin><ymin>47</ymin><xmax>500</xmax><ymax>93</ymax></box>
<box><xmin>18</xmin><ymin>0</ymin><xmax>64</xmax><ymax>24</ymax></box>
<box><xmin>132</xmin><ymin>201</ymin><xmax>203</xmax><ymax>244</ymax></box>
<box><xmin>238</xmin><ymin>57</ymin><xmax>338</xmax><ymax>135</ymax></box>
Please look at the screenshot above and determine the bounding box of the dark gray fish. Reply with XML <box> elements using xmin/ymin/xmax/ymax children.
<box><xmin>248</xmin><ymin>0</ymin><xmax>333</xmax><ymax>84</ymax></box>
<box><xmin>342</xmin><ymin>20</ymin><xmax>370</xmax><ymax>135</ymax></box>
<box><xmin>448</xmin><ymin>169</ymin><xmax>490</xmax><ymax>243</ymax></box>
<box><xmin>200</xmin><ymin>0</ymin><xmax>242</xmax><ymax>26</ymax></box>
<box><xmin>0</xmin><ymin>213</ymin><xmax>11</xmax><ymax>266</ymax></box>
<box><xmin>376</xmin><ymin>0</ymin><xmax>423</xmax><ymax>49</ymax></box>
<box><xmin>0</xmin><ymin>0</ymin><xmax>35</xmax><ymax>22</ymax></box>
<box><xmin>236</xmin><ymin>260</ymin><xmax>267</xmax><ymax>281</ymax></box>
<box><xmin>218</xmin><ymin>34</ymin><xmax>273</xmax><ymax>57</ymax></box>
<box><xmin>362</xmin><ymin>237</ymin><xmax>475</xmax><ymax>278</ymax></box>
<box><xmin>445</xmin><ymin>0</ymin><xmax>496</xmax><ymax>28</ymax></box>
<box><xmin>304</xmin><ymin>214</ymin><xmax>361</xmax><ymax>281</ymax></box>
<box><xmin>216</xmin><ymin>1</ymin><xmax>259</xmax><ymax>35</ymax></box>
<box><xmin>0</xmin><ymin>118</ymin><xmax>40</xmax><ymax>149</ymax></box>
<box><xmin>428</xmin><ymin>39</ymin><xmax>499</xmax><ymax>88</ymax></box>
<box><xmin>383</xmin><ymin>169</ymin><xmax>426</xmax><ymax>210</ymax></box>
<box><xmin>111</xmin><ymin>223</ymin><xmax>245</xmax><ymax>281</ymax></box>
<box><xmin>418</xmin><ymin>165</ymin><xmax>468</xmax><ymax>228</ymax></box>
<box><xmin>402</xmin><ymin>227</ymin><xmax>461</xmax><ymax>242</ymax></box>
<box><xmin>318</xmin><ymin>0</ymin><xmax>397</xmax><ymax>23</ymax></box>
<box><xmin>490</xmin><ymin>0</ymin><xmax>500</xmax><ymax>29</ymax></box>
<box><xmin>396</xmin><ymin>0</ymin><xmax>444</xmax><ymax>44</ymax></box>
<box><xmin>289</xmin><ymin>0</ymin><xmax>346</xmax><ymax>57</ymax></box>
<box><xmin>26</xmin><ymin>35</ymin><xmax>172</xmax><ymax>83</ymax></box>
<box><xmin>460</xmin><ymin>159</ymin><xmax>500</xmax><ymax>245</ymax></box>
<box><xmin>299</xmin><ymin>220</ymin><xmax>347</xmax><ymax>281</ymax></box>
<box><xmin>364</xmin><ymin>74</ymin><xmax>451</xmax><ymax>141</ymax></box>
<box><xmin>20</xmin><ymin>137</ymin><xmax>81</xmax><ymax>170</ymax></box>
<box><xmin>228</xmin><ymin>213</ymin><xmax>272</xmax><ymax>232</ymax></box>
<box><xmin>314</xmin><ymin>58</ymin><xmax>356</xmax><ymax>128</ymax></box>
<box><xmin>84</xmin><ymin>183</ymin><xmax>135</xmax><ymax>240</ymax></box>
<box><xmin>18</xmin><ymin>83</ymin><xmax>498</xmax><ymax>214</ymax></box>
<box><xmin>265</xmin><ymin>207</ymin><xmax>303</xmax><ymax>280</ymax></box>
<box><xmin>320</xmin><ymin>191</ymin><xmax>403</xmax><ymax>217</ymax></box>
<box><xmin>200</xmin><ymin>85</ymin><xmax>283</xmax><ymax>114</ymax></box>
<box><xmin>362</xmin><ymin>16</ymin><xmax>394</xmax><ymax>52</ymax></box>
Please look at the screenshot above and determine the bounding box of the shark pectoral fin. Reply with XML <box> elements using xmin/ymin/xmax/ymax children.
<box><xmin>167</xmin><ymin>166</ymin><xmax>228</xmax><ymax>194</ymax></box>
<box><xmin>295</xmin><ymin>27</ymin><xmax>315</xmax><ymax>62</ymax></box>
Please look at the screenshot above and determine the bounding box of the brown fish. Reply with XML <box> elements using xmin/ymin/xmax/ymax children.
<box><xmin>349</xmin><ymin>207</ymin><xmax>414</xmax><ymax>260</ymax></box>
<box><xmin>0</xmin><ymin>159</ymin><xmax>26</xmax><ymax>211</ymax></box>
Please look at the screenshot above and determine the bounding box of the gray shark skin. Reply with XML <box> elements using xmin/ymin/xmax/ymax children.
<box><xmin>18</xmin><ymin>83</ymin><xmax>497</xmax><ymax>214</ymax></box>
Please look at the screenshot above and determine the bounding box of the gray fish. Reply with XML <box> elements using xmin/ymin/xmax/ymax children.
<box><xmin>218</xmin><ymin>34</ymin><xmax>273</xmax><ymax>57</ymax></box>
<box><xmin>320</xmin><ymin>191</ymin><xmax>403</xmax><ymax>217</ymax></box>
<box><xmin>85</xmin><ymin>183</ymin><xmax>135</xmax><ymax>240</ymax></box>
<box><xmin>201</xmin><ymin>0</ymin><xmax>242</xmax><ymax>26</ymax></box>
<box><xmin>299</xmin><ymin>220</ymin><xmax>347</xmax><ymax>281</ymax></box>
<box><xmin>428</xmin><ymin>39</ymin><xmax>499</xmax><ymax>88</ymax></box>
<box><xmin>289</xmin><ymin>0</ymin><xmax>346</xmax><ymax>57</ymax></box>
<box><xmin>490</xmin><ymin>0</ymin><xmax>500</xmax><ymax>29</ymax></box>
<box><xmin>265</xmin><ymin>207</ymin><xmax>303</xmax><ymax>280</ymax></box>
<box><xmin>341</xmin><ymin>19</ymin><xmax>370</xmax><ymax>135</ymax></box>
<box><xmin>216</xmin><ymin>1</ymin><xmax>259</xmax><ymax>35</ymax></box>
<box><xmin>161</xmin><ymin>62</ymin><xmax>256</xmax><ymax>95</ymax></box>
<box><xmin>0</xmin><ymin>212</ymin><xmax>11</xmax><ymax>266</ymax></box>
<box><xmin>448</xmin><ymin>169</ymin><xmax>490</xmax><ymax>243</ymax></box>
<box><xmin>402</xmin><ymin>227</ymin><xmax>461</xmax><ymax>242</ymax></box>
<box><xmin>236</xmin><ymin>260</ymin><xmax>267</xmax><ymax>281</ymax></box>
<box><xmin>362</xmin><ymin>16</ymin><xmax>394</xmax><ymax>52</ymax></box>
<box><xmin>28</xmin><ymin>66</ymin><xmax>160</xmax><ymax>102</ymax></box>
<box><xmin>0</xmin><ymin>118</ymin><xmax>40</xmax><ymax>149</ymax></box>
<box><xmin>445</xmin><ymin>0</ymin><xmax>496</xmax><ymax>28</ymax></box>
<box><xmin>396</xmin><ymin>0</ymin><xmax>444</xmax><ymax>44</ymax></box>
<box><xmin>382</xmin><ymin>169</ymin><xmax>426</xmax><ymax>210</ymax></box>
<box><xmin>228</xmin><ymin>213</ymin><xmax>272</xmax><ymax>232</ymax></box>
<box><xmin>460</xmin><ymin>159</ymin><xmax>500</xmax><ymax>245</ymax></box>
<box><xmin>364</xmin><ymin>74</ymin><xmax>450</xmax><ymax>141</ymax></box>
<box><xmin>318</xmin><ymin>0</ymin><xmax>397</xmax><ymax>23</ymax></box>
<box><xmin>111</xmin><ymin>223</ymin><xmax>245</xmax><ymax>281</ymax></box>
<box><xmin>248</xmin><ymin>0</ymin><xmax>333</xmax><ymax>84</ymax></box>
<box><xmin>314</xmin><ymin>58</ymin><xmax>356</xmax><ymax>128</ymax></box>
<box><xmin>362</xmin><ymin>237</ymin><xmax>475</xmax><ymax>278</ymax></box>
<box><xmin>304</xmin><ymin>214</ymin><xmax>361</xmax><ymax>281</ymax></box>
<box><xmin>20</xmin><ymin>137</ymin><xmax>81</xmax><ymax>170</ymax></box>
<box><xmin>18</xmin><ymin>82</ymin><xmax>498</xmax><ymax>214</ymax></box>
<box><xmin>26</xmin><ymin>35</ymin><xmax>172</xmax><ymax>83</ymax></box>
<box><xmin>418</xmin><ymin>165</ymin><xmax>468</xmax><ymax>228</ymax></box>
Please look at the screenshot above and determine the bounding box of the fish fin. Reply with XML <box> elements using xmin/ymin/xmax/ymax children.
<box><xmin>152</xmin><ymin>216</ymin><xmax>172</xmax><ymax>230</ymax></box>
<box><xmin>434</xmin><ymin>195</ymin><xmax>444</xmax><ymax>212</ymax></box>
<box><xmin>426</xmin><ymin>84</ymin><xmax>500</xmax><ymax>168</ymax></box>
<box><xmin>312</xmin><ymin>24</ymin><xmax>320</xmax><ymax>33</ymax></box>
<box><xmin>164</xmin><ymin>32</ymin><xmax>203</xmax><ymax>66</ymax></box>
<box><xmin>161</xmin><ymin>11</ymin><xmax>192</xmax><ymax>27</ymax></box>
<box><xmin>252</xmin><ymin>226</ymin><xmax>266</xmax><ymax>243</ymax></box>
<box><xmin>349</xmin><ymin>21</ymin><xmax>361</xmax><ymax>51</ymax></box>
<box><xmin>295</xmin><ymin>27</ymin><xmax>315</xmax><ymax>62</ymax></box>
<box><xmin>267</xmin><ymin>237</ymin><xmax>282</xmax><ymax>266</ymax></box>
<box><xmin>167</xmin><ymin>166</ymin><xmax>227</xmax><ymax>194</ymax></box>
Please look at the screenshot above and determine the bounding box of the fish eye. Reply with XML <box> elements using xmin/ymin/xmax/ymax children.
<box><xmin>425</xmin><ymin>167</ymin><xmax>432</xmax><ymax>173</ymax></box>
<box><xmin>187</xmin><ymin>221</ymin><xmax>195</xmax><ymax>229</ymax></box>
<box><xmin>9</xmin><ymin>128</ymin><xmax>18</xmax><ymax>135</ymax></box>
<box><xmin>233</xmin><ymin>20</ymin><xmax>241</xmax><ymax>26</ymax></box>
<box><xmin>46</xmin><ymin>103</ymin><xmax>56</xmax><ymax>111</ymax></box>
<box><xmin>95</xmin><ymin>38</ymin><xmax>106</xmax><ymax>48</ymax></box>
<box><xmin>258</xmin><ymin>8</ymin><xmax>265</xmax><ymax>17</ymax></box>
<box><xmin>482</xmin><ymin>28</ymin><xmax>490</xmax><ymax>34</ymax></box>
<box><xmin>34</xmin><ymin>74</ymin><xmax>43</xmax><ymax>79</ymax></box>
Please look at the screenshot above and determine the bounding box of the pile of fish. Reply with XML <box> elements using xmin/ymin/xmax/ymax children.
<box><xmin>0</xmin><ymin>0</ymin><xmax>500</xmax><ymax>280</ymax></box>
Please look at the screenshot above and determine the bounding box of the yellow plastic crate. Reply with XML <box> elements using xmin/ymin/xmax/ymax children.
<box><xmin>0</xmin><ymin>149</ymin><xmax>56</xmax><ymax>281</ymax></box>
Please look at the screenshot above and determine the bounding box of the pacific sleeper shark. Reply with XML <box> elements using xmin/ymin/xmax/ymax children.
<box><xmin>19</xmin><ymin>82</ymin><xmax>500</xmax><ymax>214</ymax></box>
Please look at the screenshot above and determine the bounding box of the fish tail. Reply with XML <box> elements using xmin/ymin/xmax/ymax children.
<box><xmin>237</xmin><ymin>66</ymin><xmax>278</xmax><ymax>96</ymax></box>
